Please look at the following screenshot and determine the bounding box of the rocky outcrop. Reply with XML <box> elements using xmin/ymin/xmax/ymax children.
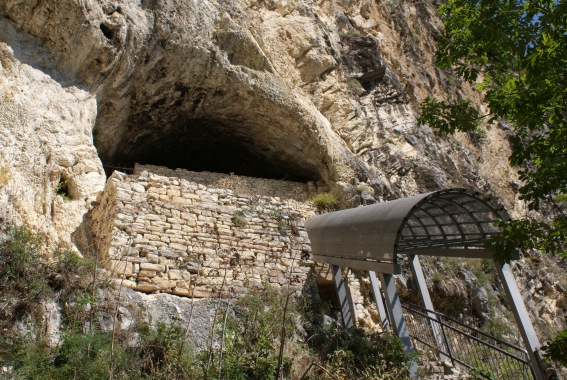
<box><xmin>0</xmin><ymin>0</ymin><xmax>522</xmax><ymax>250</ymax></box>
<box><xmin>0</xmin><ymin>0</ymin><xmax>515</xmax><ymax>187</ymax></box>
<box><xmin>1</xmin><ymin>0</ymin><xmax>564</xmax><ymax>363</ymax></box>
<box><xmin>0</xmin><ymin>15</ymin><xmax>105</xmax><ymax>251</ymax></box>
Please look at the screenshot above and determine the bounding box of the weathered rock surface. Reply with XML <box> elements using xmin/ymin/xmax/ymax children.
<box><xmin>0</xmin><ymin>15</ymin><xmax>105</xmax><ymax>251</ymax></box>
<box><xmin>1</xmin><ymin>0</ymin><xmax>524</xmax><ymax>244</ymax></box>
<box><xmin>0</xmin><ymin>0</ymin><xmax>523</xmax><ymax>249</ymax></box>
<box><xmin>1</xmin><ymin>0</ymin><xmax>565</xmax><ymax>368</ymax></box>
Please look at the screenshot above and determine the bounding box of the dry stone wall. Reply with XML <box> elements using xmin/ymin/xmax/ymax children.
<box><xmin>86</xmin><ymin>165</ymin><xmax>379</xmax><ymax>328</ymax></box>
<box><xmin>133</xmin><ymin>164</ymin><xmax>328</xmax><ymax>200</ymax></box>
<box><xmin>88</xmin><ymin>166</ymin><xmax>318</xmax><ymax>298</ymax></box>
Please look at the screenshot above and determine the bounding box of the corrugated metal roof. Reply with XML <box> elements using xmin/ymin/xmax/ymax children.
<box><xmin>306</xmin><ymin>189</ymin><xmax>509</xmax><ymax>274</ymax></box>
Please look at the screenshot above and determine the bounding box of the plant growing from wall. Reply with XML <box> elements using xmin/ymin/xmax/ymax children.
<box><xmin>277</xmin><ymin>219</ymin><xmax>289</xmax><ymax>234</ymax></box>
<box><xmin>311</xmin><ymin>193</ymin><xmax>341</xmax><ymax>213</ymax></box>
<box><xmin>231</xmin><ymin>210</ymin><xmax>248</xmax><ymax>227</ymax></box>
<box><xmin>355</xmin><ymin>184</ymin><xmax>373</xmax><ymax>195</ymax></box>
<box><xmin>55</xmin><ymin>178</ymin><xmax>71</xmax><ymax>201</ymax></box>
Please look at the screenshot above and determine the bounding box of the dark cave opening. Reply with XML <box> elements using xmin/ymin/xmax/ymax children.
<box><xmin>100</xmin><ymin>118</ymin><xmax>321</xmax><ymax>182</ymax></box>
<box><xmin>99</xmin><ymin>23</ymin><xmax>115</xmax><ymax>41</ymax></box>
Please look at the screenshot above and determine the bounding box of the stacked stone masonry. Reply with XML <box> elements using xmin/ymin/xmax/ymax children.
<box><xmin>87</xmin><ymin>165</ymin><xmax>377</xmax><ymax>328</ymax></box>
<box><xmin>89</xmin><ymin>166</ymin><xmax>320</xmax><ymax>298</ymax></box>
<box><xmin>134</xmin><ymin>164</ymin><xmax>329</xmax><ymax>200</ymax></box>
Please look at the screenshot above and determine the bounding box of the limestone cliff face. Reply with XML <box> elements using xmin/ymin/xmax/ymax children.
<box><xmin>0</xmin><ymin>15</ymin><xmax>105</xmax><ymax>251</ymax></box>
<box><xmin>0</xmin><ymin>0</ymin><xmax>522</xmax><ymax>250</ymax></box>
<box><xmin>4</xmin><ymin>0</ymin><xmax>563</xmax><ymax>344</ymax></box>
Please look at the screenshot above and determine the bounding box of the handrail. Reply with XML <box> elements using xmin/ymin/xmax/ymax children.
<box><xmin>402</xmin><ymin>302</ymin><xmax>535</xmax><ymax>380</ymax></box>
<box><xmin>404</xmin><ymin>303</ymin><xmax>529</xmax><ymax>359</ymax></box>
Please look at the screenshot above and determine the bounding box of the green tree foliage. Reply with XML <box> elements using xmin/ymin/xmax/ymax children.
<box><xmin>542</xmin><ymin>321</ymin><xmax>567</xmax><ymax>367</ymax></box>
<box><xmin>419</xmin><ymin>0</ymin><xmax>567</xmax><ymax>260</ymax></box>
<box><xmin>419</xmin><ymin>0</ymin><xmax>567</xmax><ymax>365</ymax></box>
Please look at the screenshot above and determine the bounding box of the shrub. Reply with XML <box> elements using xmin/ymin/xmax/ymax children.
<box><xmin>50</xmin><ymin>330</ymin><xmax>134</xmax><ymax>380</ymax></box>
<box><xmin>311</xmin><ymin>193</ymin><xmax>341</xmax><ymax>213</ymax></box>
<box><xmin>138</xmin><ymin>322</ymin><xmax>196</xmax><ymax>379</ymax></box>
<box><xmin>203</xmin><ymin>286</ymin><xmax>297</xmax><ymax>380</ymax></box>
<box><xmin>315</xmin><ymin>329</ymin><xmax>415</xmax><ymax>379</ymax></box>
<box><xmin>0</xmin><ymin>227</ymin><xmax>50</xmax><ymax>326</ymax></box>
<box><xmin>356</xmin><ymin>184</ymin><xmax>373</xmax><ymax>195</ymax></box>
<box><xmin>55</xmin><ymin>179</ymin><xmax>72</xmax><ymax>201</ymax></box>
<box><xmin>542</xmin><ymin>324</ymin><xmax>567</xmax><ymax>366</ymax></box>
<box><xmin>231</xmin><ymin>210</ymin><xmax>247</xmax><ymax>227</ymax></box>
<box><xmin>1</xmin><ymin>227</ymin><xmax>415</xmax><ymax>380</ymax></box>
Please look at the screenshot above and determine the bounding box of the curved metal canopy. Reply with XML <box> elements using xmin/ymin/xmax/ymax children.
<box><xmin>305</xmin><ymin>189</ymin><xmax>510</xmax><ymax>274</ymax></box>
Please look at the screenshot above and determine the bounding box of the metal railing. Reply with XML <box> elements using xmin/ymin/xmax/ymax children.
<box><xmin>402</xmin><ymin>302</ymin><xmax>535</xmax><ymax>379</ymax></box>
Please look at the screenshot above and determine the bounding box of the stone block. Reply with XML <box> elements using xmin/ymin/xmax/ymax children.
<box><xmin>146</xmin><ymin>254</ymin><xmax>160</xmax><ymax>263</ymax></box>
<box><xmin>137</xmin><ymin>270</ymin><xmax>157</xmax><ymax>278</ymax></box>
<box><xmin>151</xmin><ymin>277</ymin><xmax>175</xmax><ymax>289</ymax></box>
<box><xmin>151</xmin><ymin>220</ymin><xmax>171</xmax><ymax>228</ymax></box>
<box><xmin>170</xmin><ymin>242</ymin><xmax>188</xmax><ymax>252</ymax></box>
<box><xmin>175</xmin><ymin>280</ymin><xmax>191</xmax><ymax>289</ymax></box>
<box><xmin>168</xmin><ymin>270</ymin><xmax>191</xmax><ymax>281</ymax></box>
<box><xmin>146</xmin><ymin>225</ymin><xmax>165</xmax><ymax>233</ymax></box>
<box><xmin>172</xmin><ymin>196</ymin><xmax>191</xmax><ymax>205</ymax></box>
<box><xmin>140</xmin><ymin>262</ymin><xmax>166</xmax><ymax>272</ymax></box>
<box><xmin>172</xmin><ymin>287</ymin><xmax>191</xmax><ymax>296</ymax></box>
<box><xmin>109</xmin><ymin>260</ymin><xmax>134</xmax><ymax>277</ymax></box>
<box><xmin>120</xmin><ymin>279</ymin><xmax>137</xmax><ymax>289</ymax></box>
<box><xmin>137</xmin><ymin>282</ymin><xmax>159</xmax><ymax>292</ymax></box>
<box><xmin>267</xmin><ymin>270</ymin><xmax>283</xmax><ymax>278</ymax></box>
<box><xmin>161</xmin><ymin>250</ymin><xmax>179</xmax><ymax>259</ymax></box>
<box><xmin>192</xmin><ymin>289</ymin><xmax>213</xmax><ymax>298</ymax></box>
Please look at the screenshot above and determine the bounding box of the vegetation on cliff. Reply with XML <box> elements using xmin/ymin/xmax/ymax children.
<box><xmin>0</xmin><ymin>226</ymin><xmax>414</xmax><ymax>379</ymax></box>
<box><xmin>419</xmin><ymin>0</ymin><xmax>567</xmax><ymax>365</ymax></box>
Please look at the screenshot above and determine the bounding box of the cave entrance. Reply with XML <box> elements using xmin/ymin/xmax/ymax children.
<box><xmin>98</xmin><ymin>118</ymin><xmax>321</xmax><ymax>182</ymax></box>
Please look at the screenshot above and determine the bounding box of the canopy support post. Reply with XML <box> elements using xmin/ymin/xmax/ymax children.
<box><xmin>378</xmin><ymin>273</ymin><xmax>412</xmax><ymax>351</ymax></box>
<box><xmin>496</xmin><ymin>261</ymin><xmax>547</xmax><ymax>380</ymax></box>
<box><xmin>332</xmin><ymin>265</ymin><xmax>355</xmax><ymax>330</ymax></box>
<box><xmin>369</xmin><ymin>270</ymin><xmax>390</xmax><ymax>331</ymax></box>
<box><xmin>409</xmin><ymin>255</ymin><xmax>447</xmax><ymax>359</ymax></box>
<box><xmin>379</xmin><ymin>273</ymin><xmax>418</xmax><ymax>379</ymax></box>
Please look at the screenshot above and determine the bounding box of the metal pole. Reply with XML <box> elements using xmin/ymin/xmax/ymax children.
<box><xmin>496</xmin><ymin>261</ymin><xmax>546</xmax><ymax>380</ymax></box>
<box><xmin>409</xmin><ymin>255</ymin><xmax>448</xmax><ymax>358</ymax></box>
<box><xmin>379</xmin><ymin>273</ymin><xmax>419</xmax><ymax>379</ymax></box>
<box><xmin>439</xmin><ymin>316</ymin><xmax>455</xmax><ymax>367</ymax></box>
<box><xmin>369</xmin><ymin>270</ymin><xmax>390</xmax><ymax>331</ymax></box>
<box><xmin>331</xmin><ymin>265</ymin><xmax>356</xmax><ymax>330</ymax></box>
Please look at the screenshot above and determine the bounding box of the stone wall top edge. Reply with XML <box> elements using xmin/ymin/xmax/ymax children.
<box><xmin>131</xmin><ymin>164</ymin><xmax>312</xmax><ymax>202</ymax></box>
<box><xmin>133</xmin><ymin>164</ymin><xmax>312</xmax><ymax>187</ymax></box>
